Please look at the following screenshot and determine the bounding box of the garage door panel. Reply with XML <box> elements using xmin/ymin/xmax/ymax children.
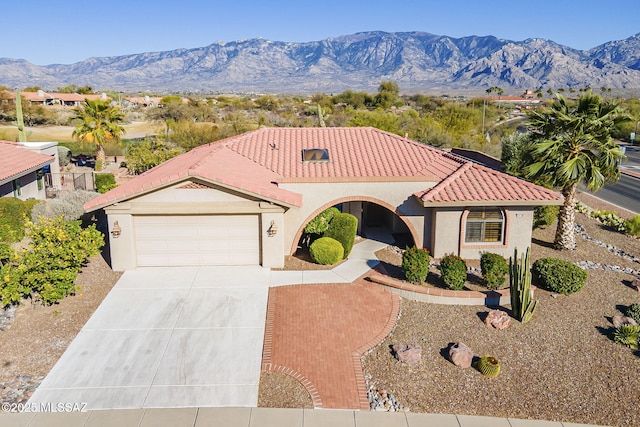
<box><xmin>134</xmin><ymin>215</ymin><xmax>260</xmax><ymax>267</ymax></box>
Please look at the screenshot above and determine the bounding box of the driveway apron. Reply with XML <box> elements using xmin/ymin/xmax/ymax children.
<box><xmin>28</xmin><ymin>266</ymin><xmax>270</xmax><ymax>410</ymax></box>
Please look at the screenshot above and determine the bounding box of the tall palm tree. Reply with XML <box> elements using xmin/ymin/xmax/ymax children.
<box><xmin>72</xmin><ymin>99</ymin><xmax>125</xmax><ymax>170</ymax></box>
<box><xmin>526</xmin><ymin>93</ymin><xmax>628</xmax><ymax>250</ymax></box>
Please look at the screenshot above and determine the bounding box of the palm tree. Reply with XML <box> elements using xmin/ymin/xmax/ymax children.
<box><xmin>72</xmin><ymin>99</ymin><xmax>125</xmax><ymax>170</ymax></box>
<box><xmin>526</xmin><ymin>93</ymin><xmax>628</xmax><ymax>250</ymax></box>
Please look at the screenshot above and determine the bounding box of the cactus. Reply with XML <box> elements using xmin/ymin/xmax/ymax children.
<box><xmin>475</xmin><ymin>356</ymin><xmax>501</xmax><ymax>378</ymax></box>
<box><xmin>509</xmin><ymin>247</ymin><xmax>538</xmax><ymax>323</ymax></box>
<box><xmin>15</xmin><ymin>91</ymin><xmax>26</xmax><ymax>142</ymax></box>
<box><xmin>317</xmin><ymin>104</ymin><xmax>328</xmax><ymax>127</ymax></box>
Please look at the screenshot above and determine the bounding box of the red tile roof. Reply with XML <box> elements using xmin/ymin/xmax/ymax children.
<box><xmin>84</xmin><ymin>127</ymin><xmax>562</xmax><ymax>212</ymax></box>
<box><xmin>0</xmin><ymin>141</ymin><xmax>54</xmax><ymax>184</ymax></box>
<box><xmin>416</xmin><ymin>161</ymin><xmax>562</xmax><ymax>206</ymax></box>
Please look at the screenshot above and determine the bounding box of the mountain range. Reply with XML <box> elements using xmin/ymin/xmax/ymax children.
<box><xmin>1</xmin><ymin>31</ymin><xmax>640</xmax><ymax>94</ymax></box>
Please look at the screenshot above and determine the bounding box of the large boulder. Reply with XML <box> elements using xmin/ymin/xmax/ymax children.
<box><xmin>392</xmin><ymin>344</ymin><xmax>422</xmax><ymax>366</ymax></box>
<box><xmin>448</xmin><ymin>342</ymin><xmax>473</xmax><ymax>369</ymax></box>
<box><xmin>484</xmin><ymin>309</ymin><xmax>512</xmax><ymax>330</ymax></box>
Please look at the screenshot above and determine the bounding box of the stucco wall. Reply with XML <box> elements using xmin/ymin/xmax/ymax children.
<box><xmin>279</xmin><ymin>181</ymin><xmax>434</xmax><ymax>255</ymax></box>
<box><xmin>0</xmin><ymin>172</ymin><xmax>45</xmax><ymax>200</ymax></box>
<box><xmin>103</xmin><ymin>182</ymin><xmax>286</xmax><ymax>270</ymax></box>
<box><xmin>431</xmin><ymin>206</ymin><xmax>535</xmax><ymax>259</ymax></box>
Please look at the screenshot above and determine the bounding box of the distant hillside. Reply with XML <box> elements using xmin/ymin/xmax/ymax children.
<box><xmin>1</xmin><ymin>31</ymin><xmax>639</xmax><ymax>93</ymax></box>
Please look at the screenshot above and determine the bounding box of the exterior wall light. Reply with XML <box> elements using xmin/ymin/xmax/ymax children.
<box><xmin>267</xmin><ymin>220</ymin><xmax>278</xmax><ymax>237</ymax></box>
<box><xmin>111</xmin><ymin>221</ymin><xmax>122</xmax><ymax>238</ymax></box>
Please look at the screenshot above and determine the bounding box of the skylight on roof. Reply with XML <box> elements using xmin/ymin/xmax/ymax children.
<box><xmin>302</xmin><ymin>148</ymin><xmax>330</xmax><ymax>162</ymax></box>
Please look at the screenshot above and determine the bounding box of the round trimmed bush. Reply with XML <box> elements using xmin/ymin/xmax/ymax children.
<box><xmin>480</xmin><ymin>252</ymin><xmax>508</xmax><ymax>290</ymax></box>
<box><xmin>440</xmin><ymin>253</ymin><xmax>467</xmax><ymax>290</ymax></box>
<box><xmin>532</xmin><ymin>257</ymin><xmax>587</xmax><ymax>295</ymax></box>
<box><xmin>323</xmin><ymin>212</ymin><xmax>358</xmax><ymax>259</ymax></box>
<box><xmin>309</xmin><ymin>237</ymin><xmax>344</xmax><ymax>265</ymax></box>
<box><xmin>402</xmin><ymin>246</ymin><xmax>431</xmax><ymax>284</ymax></box>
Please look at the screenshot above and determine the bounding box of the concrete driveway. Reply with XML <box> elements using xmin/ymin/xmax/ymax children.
<box><xmin>28</xmin><ymin>266</ymin><xmax>270</xmax><ymax>410</ymax></box>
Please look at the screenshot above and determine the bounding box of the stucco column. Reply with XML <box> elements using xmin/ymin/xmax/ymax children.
<box><xmin>105</xmin><ymin>212</ymin><xmax>136</xmax><ymax>271</ymax></box>
<box><xmin>261</xmin><ymin>211</ymin><xmax>285</xmax><ymax>268</ymax></box>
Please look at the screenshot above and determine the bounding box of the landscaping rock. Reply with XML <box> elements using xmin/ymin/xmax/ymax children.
<box><xmin>484</xmin><ymin>309</ymin><xmax>512</xmax><ymax>330</ymax></box>
<box><xmin>612</xmin><ymin>315</ymin><xmax>638</xmax><ymax>328</ymax></box>
<box><xmin>392</xmin><ymin>344</ymin><xmax>422</xmax><ymax>366</ymax></box>
<box><xmin>632</xmin><ymin>277</ymin><xmax>640</xmax><ymax>292</ymax></box>
<box><xmin>448</xmin><ymin>342</ymin><xmax>473</xmax><ymax>368</ymax></box>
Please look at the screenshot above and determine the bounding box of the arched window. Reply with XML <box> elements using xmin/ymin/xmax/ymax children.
<box><xmin>465</xmin><ymin>207</ymin><xmax>504</xmax><ymax>243</ymax></box>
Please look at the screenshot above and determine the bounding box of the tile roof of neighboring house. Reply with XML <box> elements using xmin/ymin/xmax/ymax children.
<box><xmin>20</xmin><ymin>91</ymin><xmax>53</xmax><ymax>102</ymax></box>
<box><xmin>0</xmin><ymin>141</ymin><xmax>54</xmax><ymax>184</ymax></box>
<box><xmin>415</xmin><ymin>161</ymin><xmax>562</xmax><ymax>206</ymax></box>
<box><xmin>52</xmin><ymin>93</ymin><xmax>85</xmax><ymax>102</ymax></box>
<box><xmin>84</xmin><ymin>127</ymin><xmax>562</xmax><ymax>212</ymax></box>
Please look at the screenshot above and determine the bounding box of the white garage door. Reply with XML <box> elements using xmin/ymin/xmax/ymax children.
<box><xmin>134</xmin><ymin>215</ymin><xmax>260</xmax><ymax>267</ymax></box>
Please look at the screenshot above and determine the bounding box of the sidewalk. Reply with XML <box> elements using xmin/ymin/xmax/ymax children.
<box><xmin>0</xmin><ymin>407</ymin><xmax>610</xmax><ymax>427</ymax></box>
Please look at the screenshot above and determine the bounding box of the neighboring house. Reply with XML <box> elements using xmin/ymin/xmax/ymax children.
<box><xmin>0</xmin><ymin>141</ymin><xmax>55</xmax><ymax>200</ymax></box>
<box><xmin>84</xmin><ymin>127</ymin><xmax>562</xmax><ymax>271</ymax></box>
<box><xmin>0</xmin><ymin>90</ymin><xmax>110</xmax><ymax>107</ymax></box>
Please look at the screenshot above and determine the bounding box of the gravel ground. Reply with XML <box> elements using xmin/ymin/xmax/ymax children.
<box><xmin>258</xmin><ymin>372</ymin><xmax>313</xmax><ymax>409</ymax></box>
<box><xmin>0</xmin><ymin>255</ymin><xmax>122</xmax><ymax>406</ymax></box>
<box><xmin>362</xmin><ymin>213</ymin><xmax>640</xmax><ymax>427</ymax></box>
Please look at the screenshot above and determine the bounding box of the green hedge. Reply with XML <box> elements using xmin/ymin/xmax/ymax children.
<box><xmin>309</xmin><ymin>237</ymin><xmax>344</xmax><ymax>265</ymax></box>
<box><xmin>532</xmin><ymin>257</ymin><xmax>587</xmax><ymax>295</ymax></box>
<box><xmin>323</xmin><ymin>212</ymin><xmax>358</xmax><ymax>259</ymax></box>
<box><xmin>305</xmin><ymin>207</ymin><xmax>340</xmax><ymax>235</ymax></box>
<box><xmin>0</xmin><ymin>216</ymin><xmax>104</xmax><ymax>306</ymax></box>
<box><xmin>440</xmin><ymin>253</ymin><xmax>467</xmax><ymax>290</ymax></box>
<box><xmin>402</xmin><ymin>246</ymin><xmax>430</xmax><ymax>284</ymax></box>
<box><xmin>480</xmin><ymin>252</ymin><xmax>509</xmax><ymax>290</ymax></box>
<box><xmin>533</xmin><ymin>205</ymin><xmax>559</xmax><ymax>229</ymax></box>
<box><xmin>0</xmin><ymin>198</ymin><xmax>34</xmax><ymax>262</ymax></box>
<box><xmin>95</xmin><ymin>173</ymin><xmax>118</xmax><ymax>194</ymax></box>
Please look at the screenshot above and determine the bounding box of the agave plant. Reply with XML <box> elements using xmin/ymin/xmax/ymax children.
<box><xmin>613</xmin><ymin>324</ymin><xmax>640</xmax><ymax>350</ymax></box>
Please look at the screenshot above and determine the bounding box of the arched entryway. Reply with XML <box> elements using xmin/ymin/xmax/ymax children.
<box><xmin>291</xmin><ymin>196</ymin><xmax>419</xmax><ymax>256</ymax></box>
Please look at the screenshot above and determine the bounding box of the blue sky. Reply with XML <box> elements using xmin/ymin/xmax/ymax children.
<box><xmin>6</xmin><ymin>0</ymin><xmax>639</xmax><ymax>65</ymax></box>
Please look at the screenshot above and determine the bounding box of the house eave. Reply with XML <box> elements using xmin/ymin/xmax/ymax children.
<box><xmin>417</xmin><ymin>197</ymin><xmax>565</xmax><ymax>208</ymax></box>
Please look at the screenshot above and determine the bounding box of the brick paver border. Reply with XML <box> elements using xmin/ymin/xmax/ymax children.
<box><xmin>261</xmin><ymin>282</ymin><xmax>400</xmax><ymax>410</ymax></box>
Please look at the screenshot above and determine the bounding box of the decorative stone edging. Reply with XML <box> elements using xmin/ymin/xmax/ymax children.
<box><xmin>367</xmin><ymin>273</ymin><xmax>515</xmax><ymax>306</ymax></box>
<box><xmin>575</xmin><ymin>224</ymin><xmax>640</xmax><ymax>264</ymax></box>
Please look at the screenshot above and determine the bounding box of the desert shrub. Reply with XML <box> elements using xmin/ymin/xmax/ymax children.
<box><xmin>590</xmin><ymin>209</ymin><xmax>626</xmax><ymax>232</ymax></box>
<box><xmin>57</xmin><ymin>146</ymin><xmax>71</xmax><ymax>167</ymax></box>
<box><xmin>19</xmin><ymin>217</ymin><xmax>104</xmax><ymax>304</ymax></box>
<box><xmin>323</xmin><ymin>212</ymin><xmax>358</xmax><ymax>259</ymax></box>
<box><xmin>613</xmin><ymin>324</ymin><xmax>639</xmax><ymax>349</ymax></box>
<box><xmin>95</xmin><ymin>173</ymin><xmax>118</xmax><ymax>194</ymax></box>
<box><xmin>1</xmin><ymin>217</ymin><xmax>104</xmax><ymax>306</ymax></box>
<box><xmin>439</xmin><ymin>253</ymin><xmax>467</xmax><ymax>290</ymax></box>
<box><xmin>0</xmin><ymin>261</ymin><xmax>27</xmax><ymax>307</ymax></box>
<box><xmin>31</xmin><ymin>190</ymin><xmax>99</xmax><ymax>223</ymax></box>
<box><xmin>533</xmin><ymin>205</ymin><xmax>559</xmax><ymax>229</ymax></box>
<box><xmin>532</xmin><ymin>257</ymin><xmax>587</xmax><ymax>295</ymax></box>
<box><xmin>402</xmin><ymin>246</ymin><xmax>431</xmax><ymax>284</ymax></box>
<box><xmin>309</xmin><ymin>237</ymin><xmax>344</xmax><ymax>265</ymax></box>
<box><xmin>305</xmin><ymin>207</ymin><xmax>340</xmax><ymax>235</ymax></box>
<box><xmin>480</xmin><ymin>252</ymin><xmax>508</xmax><ymax>290</ymax></box>
<box><xmin>0</xmin><ymin>198</ymin><xmax>29</xmax><ymax>243</ymax></box>
<box><xmin>625</xmin><ymin>215</ymin><xmax>640</xmax><ymax>237</ymax></box>
<box><xmin>626</xmin><ymin>303</ymin><xmax>640</xmax><ymax>324</ymax></box>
